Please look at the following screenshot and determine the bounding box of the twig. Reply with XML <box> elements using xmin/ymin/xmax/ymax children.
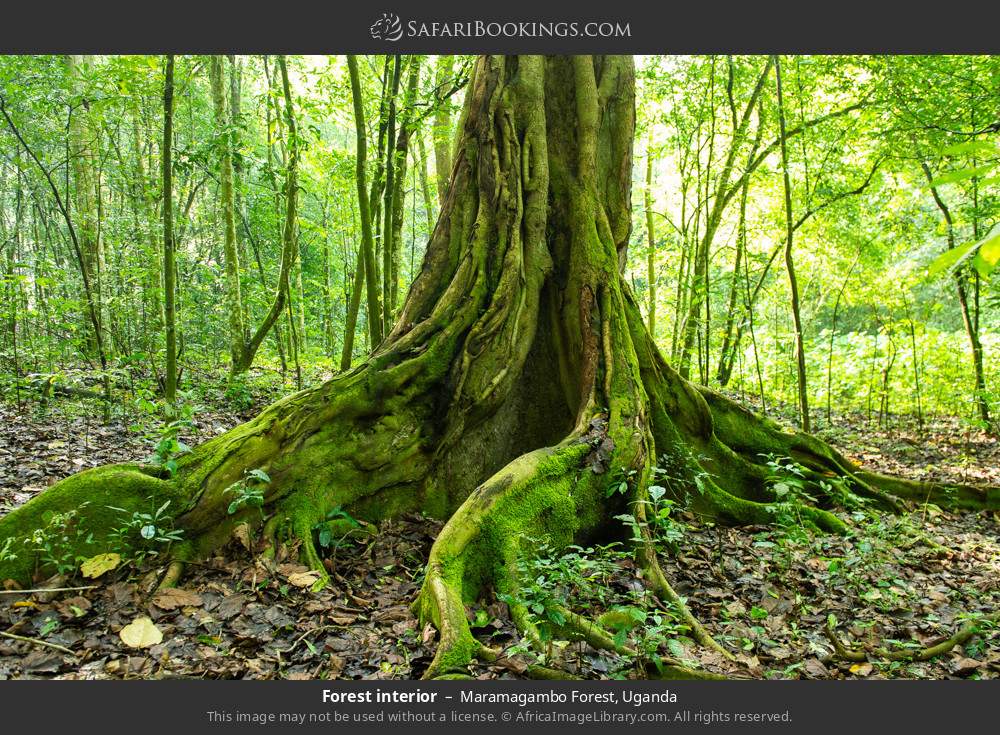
<box><xmin>0</xmin><ymin>585</ymin><xmax>97</xmax><ymax>595</ymax></box>
<box><xmin>1</xmin><ymin>630</ymin><xmax>76</xmax><ymax>656</ymax></box>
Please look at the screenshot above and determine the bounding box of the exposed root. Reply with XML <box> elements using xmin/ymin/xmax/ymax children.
<box><xmin>630</xmin><ymin>490</ymin><xmax>732</xmax><ymax>657</ymax></box>
<box><xmin>157</xmin><ymin>560</ymin><xmax>185</xmax><ymax>591</ymax></box>
<box><xmin>414</xmin><ymin>444</ymin><xmax>589</xmax><ymax>678</ymax></box>
<box><xmin>555</xmin><ymin>608</ymin><xmax>728</xmax><ymax>680</ymax></box>
<box><xmin>636</xmin><ymin>543</ymin><xmax>732</xmax><ymax>658</ymax></box>
<box><xmin>825</xmin><ymin>612</ymin><xmax>1000</xmax><ymax>664</ymax></box>
<box><xmin>859</xmin><ymin>471</ymin><xmax>1000</xmax><ymax>512</ymax></box>
<box><xmin>415</xmin><ymin>563</ymin><xmax>499</xmax><ymax>679</ymax></box>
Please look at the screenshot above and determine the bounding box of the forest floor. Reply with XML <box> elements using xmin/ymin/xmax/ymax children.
<box><xmin>0</xmin><ymin>379</ymin><xmax>997</xmax><ymax>680</ymax></box>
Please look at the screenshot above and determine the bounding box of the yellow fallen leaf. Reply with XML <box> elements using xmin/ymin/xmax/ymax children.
<box><xmin>81</xmin><ymin>552</ymin><xmax>121</xmax><ymax>579</ymax></box>
<box><xmin>119</xmin><ymin>616</ymin><xmax>163</xmax><ymax>648</ymax></box>
<box><xmin>286</xmin><ymin>571</ymin><xmax>321</xmax><ymax>588</ymax></box>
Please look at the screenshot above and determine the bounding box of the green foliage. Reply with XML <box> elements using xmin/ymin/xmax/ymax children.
<box><xmin>761</xmin><ymin>454</ymin><xmax>817</xmax><ymax>533</ymax></box>
<box><xmin>314</xmin><ymin>505</ymin><xmax>361</xmax><ymax>550</ymax></box>
<box><xmin>500</xmin><ymin>537</ymin><xmax>692</xmax><ymax>674</ymax></box>
<box><xmin>604</xmin><ymin>466</ymin><xmax>636</xmax><ymax>497</ymax></box>
<box><xmin>224</xmin><ymin>468</ymin><xmax>271</xmax><ymax>515</ymax></box>
<box><xmin>106</xmin><ymin>497</ymin><xmax>184</xmax><ymax>564</ymax></box>
<box><xmin>26</xmin><ymin>505</ymin><xmax>94</xmax><ymax>576</ymax></box>
<box><xmin>614</xmin><ymin>477</ymin><xmax>687</xmax><ymax>554</ymax></box>
<box><xmin>147</xmin><ymin>399</ymin><xmax>198</xmax><ymax>477</ymax></box>
<box><xmin>500</xmin><ymin>538</ymin><xmax>622</xmax><ymax>639</ymax></box>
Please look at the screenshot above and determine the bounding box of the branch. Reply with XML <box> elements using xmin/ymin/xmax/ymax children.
<box><xmin>0</xmin><ymin>95</ymin><xmax>107</xmax><ymax>369</ymax></box>
<box><xmin>729</xmin><ymin>101</ymin><xmax>867</xmax><ymax>209</ymax></box>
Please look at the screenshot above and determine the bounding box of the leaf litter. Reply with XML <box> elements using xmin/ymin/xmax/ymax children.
<box><xmin>0</xmin><ymin>398</ymin><xmax>996</xmax><ymax>680</ymax></box>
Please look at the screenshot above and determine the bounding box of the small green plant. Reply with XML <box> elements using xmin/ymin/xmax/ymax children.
<box><xmin>605</xmin><ymin>466</ymin><xmax>637</xmax><ymax>497</ymax></box>
<box><xmin>614</xmin><ymin>483</ymin><xmax>687</xmax><ymax>554</ymax></box>
<box><xmin>148</xmin><ymin>401</ymin><xmax>198</xmax><ymax>477</ymax></box>
<box><xmin>314</xmin><ymin>506</ymin><xmax>361</xmax><ymax>550</ymax></box>
<box><xmin>107</xmin><ymin>497</ymin><xmax>184</xmax><ymax>564</ymax></box>
<box><xmin>224</xmin><ymin>468</ymin><xmax>271</xmax><ymax>515</ymax></box>
<box><xmin>760</xmin><ymin>455</ymin><xmax>817</xmax><ymax>538</ymax></box>
<box><xmin>224</xmin><ymin>377</ymin><xmax>254</xmax><ymax>411</ymax></box>
<box><xmin>27</xmin><ymin>505</ymin><xmax>94</xmax><ymax>575</ymax></box>
<box><xmin>499</xmin><ymin>538</ymin><xmax>624</xmax><ymax>662</ymax></box>
<box><xmin>0</xmin><ymin>537</ymin><xmax>15</xmax><ymax>564</ymax></box>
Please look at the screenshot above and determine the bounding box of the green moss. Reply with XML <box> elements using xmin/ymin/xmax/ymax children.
<box><xmin>0</xmin><ymin>464</ymin><xmax>180</xmax><ymax>585</ymax></box>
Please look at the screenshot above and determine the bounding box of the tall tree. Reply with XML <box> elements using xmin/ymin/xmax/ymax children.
<box><xmin>162</xmin><ymin>54</ymin><xmax>177</xmax><ymax>406</ymax></box>
<box><xmin>340</xmin><ymin>54</ymin><xmax>382</xmax><ymax>370</ymax></box>
<box><xmin>209</xmin><ymin>55</ymin><xmax>246</xmax><ymax>372</ymax></box>
<box><xmin>380</xmin><ymin>55</ymin><xmax>402</xmax><ymax>336</ymax></box>
<box><xmin>66</xmin><ymin>55</ymin><xmax>104</xmax><ymax>358</ymax></box>
<box><xmin>387</xmin><ymin>55</ymin><xmax>423</xmax><ymax>322</ymax></box>
<box><xmin>229</xmin><ymin>55</ymin><xmax>301</xmax><ymax>374</ymax></box>
<box><xmin>774</xmin><ymin>55</ymin><xmax>810</xmax><ymax>432</ymax></box>
<box><xmin>432</xmin><ymin>55</ymin><xmax>455</xmax><ymax>205</ymax></box>
<box><xmin>644</xmin><ymin>132</ymin><xmax>657</xmax><ymax>338</ymax></box>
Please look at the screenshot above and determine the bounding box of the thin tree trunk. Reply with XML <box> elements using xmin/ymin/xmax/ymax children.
<box><xmin>231</xmin><ymin>56</ymin><xmax>300</xmax><ymax>374</ymax></box>
<box><xmin>388</xmin><ymin>55</ymin><xmax>422</xmax><ymax>321</ymax></box>
<box><xmin>826</xmin><ymin>251</ymin><xmax>859</xmax><ymax>423</ymax></box>
<box><xmin>381</xmin><ymin>55</ymin><xmax>403</xmax><ymax>336</ymax></box>
<box><xmin>716</xmin><ymin>176</ymin><xmax>749</xmax><ymax>386</ymax></box>
<box><xmin>162</xmin><ymin>55</ymin><xmax>177</xmax><ymax>406</ymax></box>
<box><xmin>916</xmin><ymin>156</ymin><xmax>991</xmax><ymax>427</ymax></box>
<box><xmin>644</xmin><ymin>132</ymin><xmax>657</xmax><ymax>339</ymax></box>
<box><xmin>341</xmin><ymin>55</ymin><xmax>382</xmax><ymax>369</ymax></box>
<box><xmin>209</xmin><ymin>55</ymin><xmax>246</xmax><ymax>373</ymax></box>
<box><xmin>432</xmin><ymin>55</ymin><xmax>454</xmax><ymax>205</ymax></box>
<box><xmin>774</xmin><ymin>55</ymin><xmax>810</xmax><ymax>432</ymax></box>
<box><xmin>66</xmin><ymin>55</ymin><xmax>104</xmax><ymax>359</ymax></box>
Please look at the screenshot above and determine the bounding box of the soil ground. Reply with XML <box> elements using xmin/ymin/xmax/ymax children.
<box><xmin>1</xmin><ymin>388</ymin><xmax>997</xmax><ymax>680</ymax></box>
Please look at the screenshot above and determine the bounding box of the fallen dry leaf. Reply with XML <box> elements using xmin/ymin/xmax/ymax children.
<box><xmin>119</xmin><ymin>616</ymin><xmax>163</xmax><ymax>649</ymax></box>
<box><xmin>152</xmin><ymin>588</ymin><xmax>204</xmax><ymax>610</ymax></box>
<box><xmin>286</xmin><ymin>571</ymin><xmax>321</xmax><ymax>588</ymax></box>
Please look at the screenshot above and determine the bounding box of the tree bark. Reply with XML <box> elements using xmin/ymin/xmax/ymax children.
<box><xmin>66</xmin><ymin>55</ymin><xmax>104</xmax><ymax>359</ymax></box>
<box><xmin>232</xmin><ymin>55</ymin><xmax>300</xmax><ymax>374</ymax></box>
<box><xmin>340</xmin><ymin>55</ymin><xmax>381</xmax><ymax>370</ymax></box>
<box><xmin>644</xmin><ymin>132</ymin><xmax>657</xmax><ymax>339</ymax></box>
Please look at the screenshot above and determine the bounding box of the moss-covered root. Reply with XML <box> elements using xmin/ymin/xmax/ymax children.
<box><xmin>636</xmin><ymin>544</ymin><xmax>732</xmax><ymax>658</ymax></box>
<box><xmin>857</xmin><ymin>471</ymin><xmax>1000</xmax><ymax>512</ymax></box>
<box><xmin>628</xmin><ymin>491</ymin><xmax>731</xmax><ymax>657</ymax></box>
<box><xmin>825</xmin><ymin>611</ymin><xmax>1000</xmax><ymax>664</ymax></box>
<box><xmin>413</xmin><ymin>444</ymin><xmax>591</xmax><ymax>679</ymax></box>
<box><xmin>0</xmin><ymin>464</ymin><xmax>181</xmax><ymax>586</ymax></box>
<box><xmin>555</xmin><ymin>607</ymin><xmax>728</xmax><ymax>680</ymax></box>
<box><xmin>696</xmin><ymin>475</ymin><xmax>848</xmax><ymax>535</ymax></box>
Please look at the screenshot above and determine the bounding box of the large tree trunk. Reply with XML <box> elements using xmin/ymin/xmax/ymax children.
<box><xmin>1</xmin><ymin>56</ymin><xmax>996</xmax><ymax>680</ymax></box>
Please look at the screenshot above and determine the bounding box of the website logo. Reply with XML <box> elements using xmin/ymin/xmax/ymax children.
<box><xmin>370</xmin><ymin>13</ymin><xmax>404</xmax><ymax>41</ymax></box>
